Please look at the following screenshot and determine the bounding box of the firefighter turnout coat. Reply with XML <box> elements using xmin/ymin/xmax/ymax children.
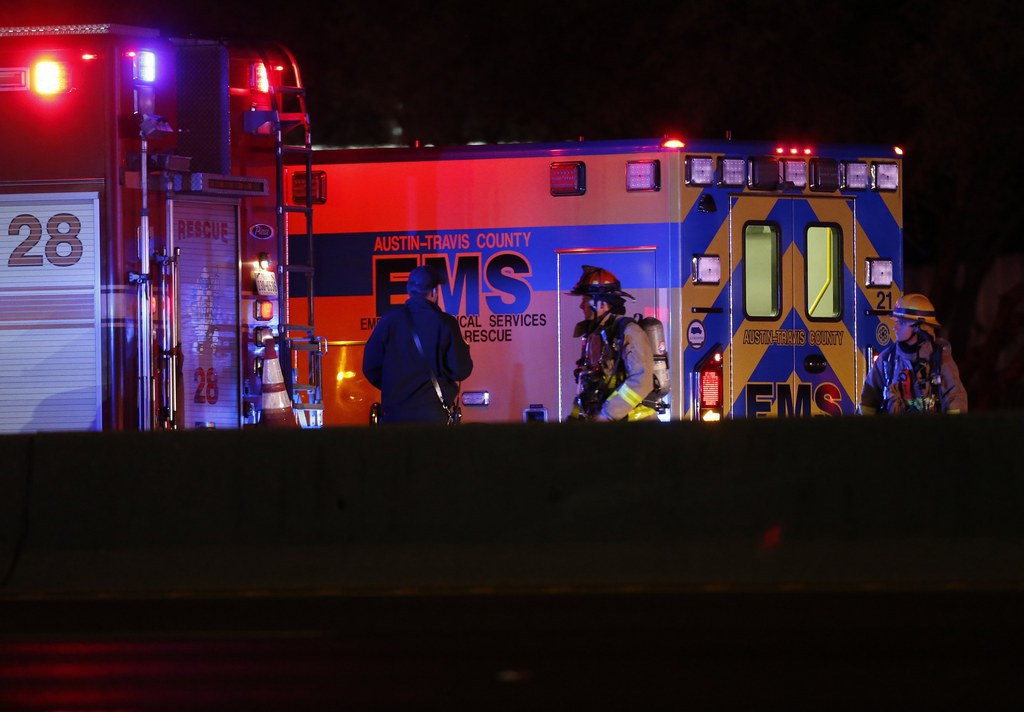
<box><xmin>592</xmin><ymin>314</ymin><xmax>659</xmax><ymax>422</ymax></box>
<box><xmin>860</xmin><ymin>337</ymin><xmax>968</xmax><ymax>415</ymax></box>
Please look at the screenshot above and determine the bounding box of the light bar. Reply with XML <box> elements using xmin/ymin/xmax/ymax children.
<box><xmin>872</xmin><ymin>162</ymin><xmax>899</xmax><ymax>191</ymax></box>
<box><xmin>718</xmin><ymin>157</ymin><xmax>746</xmax><ymax>187</ymax></box>
<box><xmin>842</xmin><ymin>161</ymin><xmax>869</xmax><ymax>190</ymax></box>
<box><xmin>685</xmin><ymin>156</ymin><xmax>715</xmax><ymax>186</ymax></box>
<box><xmin>626</xmin><ymin>160</ymin><xmax>660</xmax><ymax>191</ymax></box>
<box><xmin>0</xmin><ymin>24</ymin><xmax>159</xmax><ymax>37</ymax></box>
<box><xmin>692</xmin><ymin>254</ymin><xmax>721</xmax><ymax>285</ymax></box>
<box><xmin>866</xmin><ymin>258</ymin><xmax>894</xmax><ymax>288</ymax></box>
<box><xmin>32</xmin><ymin>60</ymin><xmax>69</xmax><ymax>95</ymax></box>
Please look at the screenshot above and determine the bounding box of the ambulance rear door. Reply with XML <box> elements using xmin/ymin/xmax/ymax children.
<box><xmin>728</xmin><ymin>194</ymin><xmax>857</xmax><ymax>417</ymax></box>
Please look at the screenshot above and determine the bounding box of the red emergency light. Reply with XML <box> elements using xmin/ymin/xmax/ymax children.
<box><xmin>254</xmin><ymin>298</ymin><xmax>274</xmax><ymax>321</ymax></box>
<box><xmin>550</xmin><ymin>162</ymin><xmax>586</xmax><ymax>196</ymax></box>
<box><xmin>696</xmin><ymin>348</ymin><xmax>723</xmax><ymax>421</ymax></box>
<box><xmin>32</xmin><ymin>60</ymin><xmax>70</xmax><ymax>95</ymax></box>
<box><xmin>775</xmin><ymin>146</ymin><xmax>814</xmax><ymax>156</ymax></box>
<box><xmin>250</xmin><ymin>62</ymin><xmax>284</xmax><ymax>94</ymax></box>
<box><xmin>253</xmin><ymin>62</ymin><xmax>270</xmax><ymax>93</ymax></box>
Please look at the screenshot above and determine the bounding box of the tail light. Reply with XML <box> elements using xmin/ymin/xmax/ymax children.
<box><xmin>695</xmin><ymin>345</ymin><xmax>724</xmax><ymax>421</ymax></box>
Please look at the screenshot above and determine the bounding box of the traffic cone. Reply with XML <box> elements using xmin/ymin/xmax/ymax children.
<box><xmin>258</xmin><ymin>331</ymin><xmax>297</xmax><ymax>428</ymax></box>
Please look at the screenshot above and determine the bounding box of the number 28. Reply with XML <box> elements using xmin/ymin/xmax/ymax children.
<box><xmin>7</xmin><ymin>213</ymin><xmax>84</xmax><ymax>267</ymax></box>
<box><xmin>194</xmin><ymin>368</ymin><xmax>220</xmax><ymax>404</ymax></box>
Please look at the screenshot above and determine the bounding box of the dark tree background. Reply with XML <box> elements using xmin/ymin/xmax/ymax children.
<box><xmin>12</xmin><ymin>0</ymin><xmax>1024</xmax><ymax>409</ymax></box>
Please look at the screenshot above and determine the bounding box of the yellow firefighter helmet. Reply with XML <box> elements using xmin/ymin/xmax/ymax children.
<box><xmin>892</xmin><ymin>293</ymin><xmax>941</xmax><ymax>328</ymax></box>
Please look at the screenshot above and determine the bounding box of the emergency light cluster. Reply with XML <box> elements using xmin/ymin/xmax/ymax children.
<box><xmin>0</xmin><ymin>45</ymin><xmax>157</xmax><ymax>96</ymax></box>
<box><xmin>683</xmin><ymin>153</ymin><xmax>900</xmax><ymax>192</ymax></box>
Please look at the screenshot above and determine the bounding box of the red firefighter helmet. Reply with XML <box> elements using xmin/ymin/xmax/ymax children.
<box><xmin>565</xmin><ymin>265</ymin><xmax>635</xmax><ymax>300</ymax></box>
<box><xmin>892</xmin><ymin>293</ymin><xmax>941</xmax><ymax>328</ymax></box>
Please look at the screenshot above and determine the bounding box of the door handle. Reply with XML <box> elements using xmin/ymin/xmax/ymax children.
<box><xmin>804</xmin><ymin>353</ymin><xmax>827</xmax><ymax>374</ymax></box>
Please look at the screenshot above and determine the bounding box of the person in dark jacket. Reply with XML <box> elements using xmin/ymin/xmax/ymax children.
<box><xmin>362</xmin><ymin>265</ymin><xmax>473</xmax><ymax>424</ymax></box>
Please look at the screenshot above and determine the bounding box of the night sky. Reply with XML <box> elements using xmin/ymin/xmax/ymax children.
<box><xmin>8</xmin><ymin>0</ymin><xmax>1015</xmax><ymax>148</ymax></box>
<box><xmin>6</xmin><ymin>0</ymin><xmax>1024</xmax><ymax>407</ymax></box>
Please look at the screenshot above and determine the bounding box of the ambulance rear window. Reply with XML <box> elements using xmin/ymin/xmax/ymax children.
<box><xmin>743</xmin><ymin>222</ymin><xmax>780</xmax><ymax>319</ymax></box>
<box><xmin>805</xmin><ymin>224</ymin><xmax>842</xmax><ymax>320</ymax></box>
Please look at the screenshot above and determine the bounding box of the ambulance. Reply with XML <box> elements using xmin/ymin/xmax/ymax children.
<box><xmin>287</xmin><ymin>138</ymin><xmax>903</xmax><ymax>424</ymax></box>
<box><xmin>0</xmin><ymin>24</ymin><xmax>322</xmax><ymax>433</ymax></box>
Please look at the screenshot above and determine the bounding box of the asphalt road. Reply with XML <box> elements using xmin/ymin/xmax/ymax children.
<box><xmin>2</xmin><ymin>588</ymin><xmax>1022</xmax><ymax>710</ymax></box>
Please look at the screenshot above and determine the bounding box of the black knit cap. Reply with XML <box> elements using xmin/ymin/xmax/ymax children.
<box><xmin>407</xmin><ymin>265</ymin><xmax>446</xmax><ymax>296</ymax></box>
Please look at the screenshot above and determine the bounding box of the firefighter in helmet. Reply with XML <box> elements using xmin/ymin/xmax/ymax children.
<box><xmin>565</xmin><ymin>265</ymin><xmax>659</xmax><ymax>422</ymax></box>
<box><xmin>860</xmin><ymin>293</ymin><xmax>967</xmax><ymax>415</ymax></box>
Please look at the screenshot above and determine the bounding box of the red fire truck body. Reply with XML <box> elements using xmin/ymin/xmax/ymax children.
<box><xmin>0</xmin><ymin>24</ymin><xmax>319</xmax><ymax>433</ymax></box>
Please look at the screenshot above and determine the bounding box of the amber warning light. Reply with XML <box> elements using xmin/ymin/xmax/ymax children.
<box><xmin>32</xmin><ymin>60</ymin><xmax>70</xmax><ymax>95</ymax></box>
<box><xmin>254</xmin><ymin>299</ymin><xmax>274</xmax><ymax>321</ymax></box>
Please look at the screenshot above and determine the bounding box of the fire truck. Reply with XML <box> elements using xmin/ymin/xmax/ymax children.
<box><xmin>286</xmin><ymin>139</ymin><xmax>903</xmax><ymax>424</ymax></box>
<box><xmin>0</xmin><ymin>24</ymin><xmax>323</xmax><ymax>433</ymax></box>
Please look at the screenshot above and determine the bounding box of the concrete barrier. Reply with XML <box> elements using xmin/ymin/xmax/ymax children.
<box><xmin>0</xmin><ymin>434</ymin><xmax>32</xmax><ymax>589</ymax></box>
<box><xmin>2</xmin><ymin>414</ymin><xmax>1023</xmax><ymax>597</ymax></box>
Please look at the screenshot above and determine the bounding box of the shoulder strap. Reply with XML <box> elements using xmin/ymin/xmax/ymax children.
<box><xmin>929</xmin><ymin>338</ymin><xmax>944</xmax><ymax>371</ymax></box>
<box><xmin>404</xmin><ymin>306</ymin><xmax>450</xmax><ymax>410</ymax></box>
<box><xmin>607</xmin><ymin>315</ymin><xmax>633</xmax><ymax>378</ymax></box>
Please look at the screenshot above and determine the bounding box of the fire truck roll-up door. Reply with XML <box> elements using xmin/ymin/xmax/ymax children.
<box><xmin>728</xmin><ymin>194</ymin><xmax>857</xmax><ymax>417</ymax></box>
<box><xmin>170</xmin><ymin>199</ymin><xmax>241</xmax><ymax>429</ymax></box>
<box><xmin>0</xmin><ymin>193</ymin><xmax>102</xmax><ymax>433</ymax></box>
